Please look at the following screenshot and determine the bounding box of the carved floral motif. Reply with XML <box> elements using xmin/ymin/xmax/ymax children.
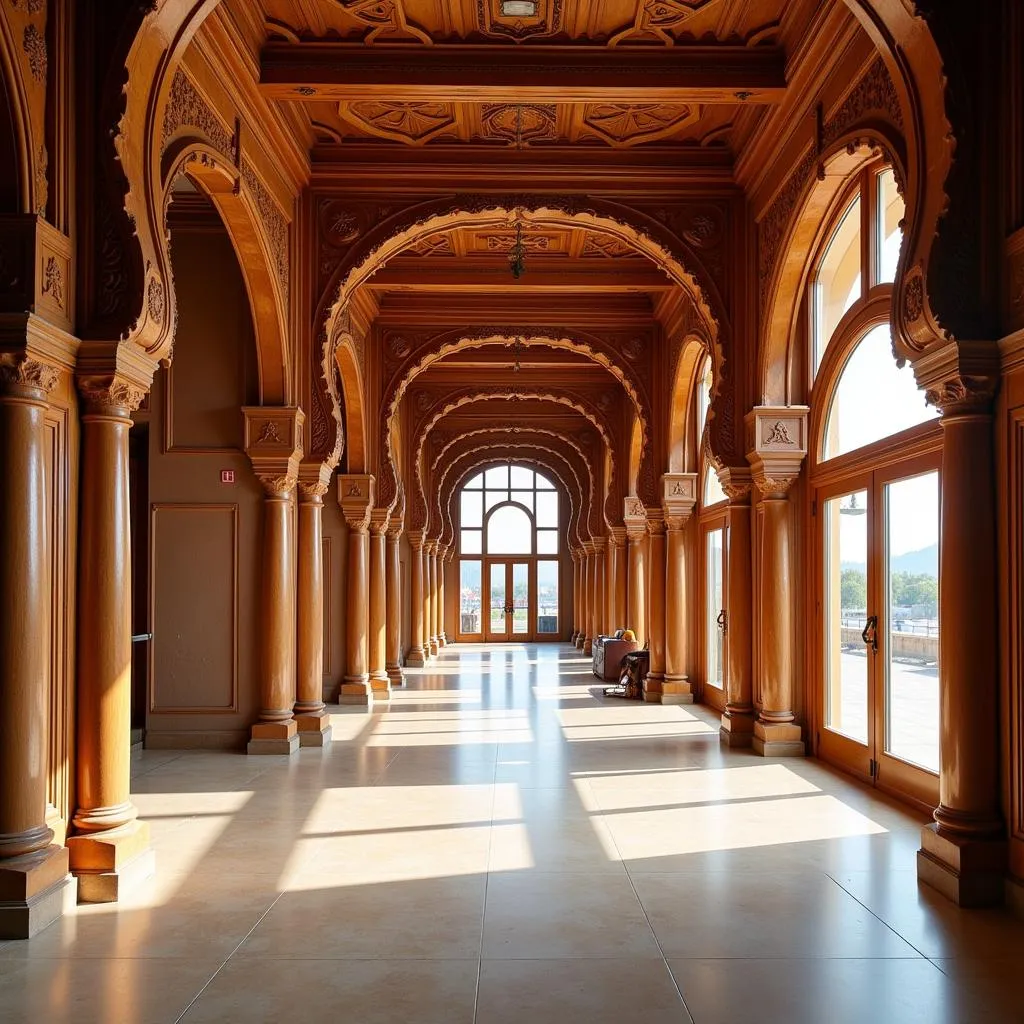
<box><xmin>241</xmin><ymin>161</ymin><xmax>289</xmax><ymax>309</ymax></box>
<box><xmin>147</xmin><ymin>277</ymin><xmax>165</xmax><ymax>324</ymax></box>
<box><xmin>22</xmin><ymin>23</ymin><xmax>46</xmax><ymax>82</ymax></box>
<box><xmin>481</xmin><ymin>104</ymin><xmax>557</xmax><ymax>144</ymax></box>
<box><xmin>161</xmin><ymin>71</ymin><xmax>236</xmax><ymax>160</ymax></box>
<box><xmin>0</xmin><ymin>353</ymin><xmax>59</xmax><ymax>393</ymax></box>
<box><xmin>256</xmin><ymin>421</ymin><xmax>284</xmax><ymax>444</ymax></box>
<box><xmin>41</xmin><ymin>256</ymin><xmax>63</xmax><ymax>309</ymax></box>
<box><xmin>78</xmin><ymin>377</ymin><xmax>147</xmax><ymax>412</ymax></box>
<box><xmin>764</xmin><ymin>420</ymin><xmax>794</xmax><ymax>445</ymax></box>
<box><xmin>903</xmin><ymin>274</ymin><xmax>924</xmax><ymax>323</ymax></box>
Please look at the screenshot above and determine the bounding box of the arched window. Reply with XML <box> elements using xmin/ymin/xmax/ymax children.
<box><xmin>456</xmin><ymin>464</ymin><xmax>561</xmax><ymax>641</ymax></box>
<box><xmin>696</xmin><ymin>356</ymin><xmax>726</xmax><ymax>509</ymax></box>
<box><xmin>809</xmin><ymin>162</ymin><xmax>941</xmax><ymax>809</ymax></box>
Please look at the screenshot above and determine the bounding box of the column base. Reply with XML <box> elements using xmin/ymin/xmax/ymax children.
<box><xmin>387</xmin><ymin>666</ymin><xmax>405</xmax><ymax>688</ymax></box>
<box><xmin>720</xmin><ymin>709</ymin><xmax>755</xmax><ymax>747</ymax></box>
<box><xmin>575</xmin><ymin>636</ymin><xmax>585</xmax><ymax>650</ymax></box>
<box><xmin>917</xmin><ymin>823</ymin><xmax>1007</xmax><ymax>907</ymax></box>
<box><xmin>583</xmin><ymin>637</ymin><xmax>593</xmax><ymax>656</ymax></box>
<box><xmin>429</xmin><ymin>639</ymin><xmax>439</xmax><ymax>657</ymax></box>
<box><xmin>439</xmin><ymin>633</ymin><xmax>448</xmax><ymax>647</ymax></box>
<box><xmin>247</xmin><ymin>719</ymin><xmax>300</xmax><ymax>755</ymax></box>
<box><xmin>370</xmin><ymin>673</ymin><xmax>392</xmax><ymax>701</ymax></box>
<box><xmin>751</xmin><ymin>720</ymin><xmax>804</xmax><ymax>757</ymax></box>
<box><xmin>406</xmin><ymin>647</ymin><xmax>427</xmax><ymax>667</ymax></box>
<box><xmin>643</xmin><ymin>672</ymin><xmax>664</xmax><ymax>703</ymax></box>
<box><xmin>570</xmin><ymin>630</ymin><xmax>579</xmax><ymax>644</ymax></box>
<box><xmin>67</xmin><ymin>820</ymin><xmax>154</xmax><ymax>904</ymax></box>
<box><xmin>661</xmin><ymin>675</ymin><xmax>694</xmax><ymax>705</ymax></box>
<box><xmin>0</xmin><ymin>845</ymin><xmax>75</xmax><ymax>939</ymax></box>
<box><xmin>294</xmin><ymin>712</ymin><xmax>333</xmax><ymax>748</ymax></box>
<box><xmin>339</xmin><ymin>677</ymin><xmax>373</xmax><ymax>706</ymax></box>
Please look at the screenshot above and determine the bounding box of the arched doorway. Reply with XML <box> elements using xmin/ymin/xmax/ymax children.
<box><xmin>456</xmin><ymin>463</ymin><xmax>561</xmax><ymax>643</ymax></box>
<box><xmin>808</xmin><ymin>162</ymin><xmax>941</xmax><ymax>810</ymax></box>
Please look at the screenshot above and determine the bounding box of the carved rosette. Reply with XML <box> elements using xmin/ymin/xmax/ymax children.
<box><xmin>338</xmin><ymin>474</ymin><xmax>375</xmax><ymax>532</ymax></box>
<box><xmin>244</xmin><ymin>406</ymin><xmax>304</xmax><ymax>497</ymax></box>
<box><xmin>661</xmin><ymin>473</ymin><xmax>697</xmax><ymax>529</ymax></box>
<box><xmin>0</xmin><ymin>352</ymin><xmax>59</xmax><ymax>396</ymax></box>
<box><xmin>745</xmin><ymin>406</ymin><xmax>809</xmax><ymax>498</ymax></box>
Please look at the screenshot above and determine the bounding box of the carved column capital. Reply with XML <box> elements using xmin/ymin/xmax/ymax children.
<box><xmin>720</xmin><ymin>466</ymin><xmax>753</xmax><ymax>503</ymax></box>
<box><xmin>661</xmin><ymin>472</ymin><xmax>697</xmax><ymax>524</ymax></box>
<box><xmin>607</xmin><ymin>526</ymin><xmax>627</xmax><ymax>548</ymax></box>
<box><xmin>591</xmin><ymin>536</ymin><xmax>608</xmax><ymax>553</ymax></box>
<box><xmin>386</xmin><ymin>517</ymin><xmax>405</xmax><ymax>540</ymax></box>
<box><xmin>297</xmin><ymin>460</ymin><xmax>333</xmax><ymax>503</ymax></box>
<box><xmin>75</xmin><ymin>340</ymin><xmax>157</xmax><ymax>414</ymax></box>
<box><xmin>924</xmin><ymin>374</ymin><xmax>999</xmax><ymax>416</ymax></box>
<box><xmin>245</xmin><ymin>406</ymin><xmax>304</xmax><ymax>498</ymax></box>
<box><xmin>646</xmin><ymin>509</ymin><xmax>666</xmax><ymax>537</ymax></box>
<box><xmin>745</xmin><ymin>405</ymin><xmax>809</xmax><ymax>498</ymax></box>
<box><xmin>78</xmin><ymin>374</ymin><xmax>148</xmax><ymax>414</ymax></box>
<box><xmin>369</xmin><ymin>509</ymin><xmax>391</xmax><ymax>536</ymax></box>
<box><xmin>912</xmin><ymin>338</ymin><xmax>1001</xmax><ymax>416</ymax></box>
<box><xmin>338</xmin><ymin>473</ymin><xmax>375</xmax><ymax>532</ymax></box>
<box><xmin>624</xmin><ymin>495</ymin><xmax>646</xmax><ymax>541</ymax></box>
<box><xmin>407</xmin><ymin>528</ymin><xmax>425</xmax><ymax>552</ymax></box>
<box><xmin>0</xmin><ymin>351</ymin><xmax>59</xmax><ymax>396</ymax></box>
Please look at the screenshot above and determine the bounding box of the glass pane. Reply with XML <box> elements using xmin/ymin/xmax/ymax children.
<box><xmin>460</xmin><ymin>490</ymin><xmax>483</xmax><ymax>528</ymax></box>
<box><xmin>704</xmin><ymin>464</ymin><xmax>726</xmax><ymax>507</ymax></box>
<box><xmin>705</xmin><ymin>529</ymin><xmax>724</xmax><ymax>688</ymax></box>
<box><xmin>511</xmin><ymin>563</ymin><xmax>529</xmax><ymax>635</ymax></box>
<box><xmin>511</xmin><ymin>490</ymin><xmax>534</xmax><ymax>514</ymax></box>
<box><xmin>535</xmin><ymin>472</ymin><xmax>555</xmax><ymax>489</ymax></box>
<box><xmin>461</xmin><ymin>529</ymin><xmax>482</xmax><ymax>554</ymax></box>
<box><xmin>465</xmin><ymin>472</ymin><xmax>483</xmax><ymax>489</ymax></box>
<box><xmin>510</xmin><ymin>465</ymin><xmax>533</xmax><ymax>489</ymax></box>
<box><xmin>485</xmin><ymin>490</ymin><xmax>506</xmax><ymax>513</ymax></box>
<box><xmin>535</xmin><ymin>491</ymin><xmax>558</xmax><ymax>528</ymax></box>
<box><xmin>487</xmin><ymin>505</ymin><xmax>532</xmax><ymax>554</ymax></box>
<box><xmin>823</xmin><ymin>324</ymin><xmax>938</xmax><ymax>461</ymax></box>
<box><xmin>823</xmin><ymin>489</ymin><xmax>869</xmax><ymax>744</ymax></box>
<box><xmin>537</xmin><ymin>530</ymin><xmax>558</xmax><ymax>555</ymax></box>
<box><xmin>876</xmin><ymin>168</ymin><xmax>904</xmax><ymax>285</ymax></box>
<box><xmin>814</xmin><ymin>193</ymin><xmax>862</xmax><ymax>373</ymax></box>
<box><xmin>486</xmin><ymin>465</ymin><xmax>509</xmax><ymax>489</ymax></box>
<box><xmin>884</xmin><ymin>471</ymin><xmax>939</xmax><ymax>773</ymax></box>
<box><xmin>697</xmin><ymin>357</ymin><xmax>713</xmax><ymax>431</ymax></box>
<box><xmin>490</xmin><ymin>563</ymin><xmax>507</xmax><ymax>634</ymax></box>
<box><xmin>537</xmin><ymin>561</ymin><xmax>559</xmax><ymax>634</ymax></box>
<box><xmin>459</xmin><ymin>560</ymin><xmax>482</xmax><ymax>634</ymax></box>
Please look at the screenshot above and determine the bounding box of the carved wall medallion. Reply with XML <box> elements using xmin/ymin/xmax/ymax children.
<box><xmin>623</xmin><ymin>337</ymin><xmax>644</xmax><ymax>360</ymax></box>
<box><xmin>147</xmin><ymin>276</ymin><xmax>165</xmax><ymax>324</ymax></box>
<box><xmin>763</xmin><ymin>420</ymin><xmax>794</xmax><ymax>446</ymax></box>
<box><xmin>903</xmin><ymin>273</ymin><xmax>924</xmax><ymax>322</ymax></box>
<box><xmin>41</xmin><ymin>256</ymin><xmax>63</xmax><ymax>308</ymax></box>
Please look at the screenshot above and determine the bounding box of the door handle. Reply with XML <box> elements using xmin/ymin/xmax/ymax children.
<box><xmin>716</xmin><ymin>609</ymin><xmax>727</xmax><ymax>634</ymax></box>
<box><xmin>861</xmin><ymin>615</ymin><xmax>878</xmax><ymax>653</ymax></box>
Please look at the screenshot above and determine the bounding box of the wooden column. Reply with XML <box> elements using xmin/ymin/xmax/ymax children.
<box><xmin>644</xmin><ymin>514</ymin><xmax>666</xmax><ymax>703</ymax></box>
<box><xmin>574</xmin><ymin>550</ymin><xmax>587</xmax><ymax>649</ymax></box>
<box><xmin>625</xmin><ymin>499</ymin><xmax>648</xmax><ymax>644</ymax></box>
<box><xmin>338</xmin><ymin>475</ymin><xmax>375</xmax><ymax>705</ymax></box>
<box><xmin>368</xmin><ymin>510</ymin><xmax>391</xmax><ymax>700</ymax></box>
<box><xmin>605</xmin><ymin>536</ymin><xmax>616</xmax><ymax>632</ymax></box>
<box><xmin>386</xmin><ymin>517</ymin><xmax>405</xmax><ymax>687</ymax></box>
<box><xmin>69</xmin><ymin>372</ymin><xmax>155</xmax><ymax>902</ymax></box>
<box><xmin>747</xmin><ymin>407</ymin><xmax>808</xmax><ymax>758</ymax></box>
<box><xmin>916</xmin><ymin>376</ymin><xmax>1006</xmax><ymax>906</ymax></box>
<box><xmin>610</xmin><ymin>529</ymin><xmax>627</xmax><ymax>631</ymax></box>
<box><xmin>294</xmin><ymin>466</ymin><xmax>332</xmax><ymax>747</ymax></box>
<box><xmin>407</xmin><ymin>531</ymin><xmax>427</xmax><ymax>666</ymax></box>
<box><xmin>581</xmin><ymin>543</ymin><xmax>594</xmax><ymax>655</ymax></box>
<box><xmin>720</xmin><ymin>468</ymin><xmax>754</xmax><ymax>746</ymax></box>
<box><xmin>592</xmin><ymin>537</ymin><xmax>607</xmax><ymax>640</ymax></box>
<box><xmin>0</xmin><ymin>355</ymin><xmax>72</xmax><ymax>937</ymax></box>
<box><xmin>427</xmin><ymin>541</ymin><xmax>439</xmax><ymax>658</ymax></box>
<box><xmin>438</xmin><ymin>545</ymin><xmax>448</xmax><ymax>646</ymax></box>
<box><xmin>662</xmin><ymin>475</ymin><xmax>697</xmax><ymax>705</ymax></box>
<box><xmin>570</xmin><ymin>551</ymin><xmax>580</xmax><ymax>644</ymax></box>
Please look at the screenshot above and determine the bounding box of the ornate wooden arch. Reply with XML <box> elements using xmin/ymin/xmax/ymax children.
<box><xmin>440</xmin><ymin>448</ymin><xmax>586</xmax><ymax>555</ymax></box>
<box><xmin>161</xmin><ymin>140</ymin><xmax>290</xmax><ymax>403</ymax></box>
<box><xmin>333</xmin><ymin>326</ymin><xmax>366</xmax><ymax>472</ymax></box>
<box><xmin>669</xmin><ymin>336</ymin><xmax>709</xmax><ymax>474</ymax></box>
<box><xmin>376</xmin><ymin>326</ymin><xmax>653</xmax><ymax>513</ymax></box>
<box><xmin>436</xmin><ymin>435</ymin><xmax>595</xmax><ymax>550</ymax></box>
<box><xmin>409</xmin><ymin>388</ymin><xmax>617</xmax><ymax>533</ymax></box>
<box><xmin>0</xmin><ymin>3</ymin><xmax>45</xmax><ymax>216</ymax></box>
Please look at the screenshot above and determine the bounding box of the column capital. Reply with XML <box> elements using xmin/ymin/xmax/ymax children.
<box><xmin>720</xmin><ymin>465</ymin><xmax>753</xmax><ymax>503</ymax></box>
<box><xmin>297</xmin><ymin>460</ymin><xmax>332</xmax><ymax>502</ymax></box>
<box><xmin>745</xmin><ymin>405</ymin><xmax>808</xmax><ymax>498</ymax></box>
<box><xmin>591</xmin><ymin>536</ymin><xmax>608</xmax><ymax>553</ymax></box>
<box><xmin>624</xmin><ymin>495</ymin><xmax>647</xmax><ymax>540</ymax></box>
<box><xmin>407</xmin><ymin>528</ymin><xmax>425</xmax><ymax>551</ymax></box>
<box><xmin>0</xmin><ymin>351</ymin><xmax>60</xmax><ymax>397</ymax></box>
<box><xmin>661</xmin><ymin>473</ymin><xmax>697</xmax><ymax>524</ymax></box>
<box><xmin>369</xmin><ymin>509</ymin><xmax>391</xmax><ymax>536</ymax></box>
<box><xmin>607</xmin><ymin>526</ymin><xmax>627</xmax><ymax>547</ymax></box>
<box><xmin>338</xmin><ymin>473</ymin><xmax>375</xmax><ymax>531</ymax></box>
<box><xmin>76</xmin><ymin>340</ymin><xmax>157</xmax><ymax>413</ymax></box>
<box><xmin>912</xmin><ymin>337</ymin><xmax>1001</xmax><ymax>415</ymax></box>
<box><xmin>386</xmin><ymin>517</ymin><xmax>405</xmax><ymax>540</ymax></box>
<box><xmin>245</xmin><ymin>406</ymin><xmax>304</xmax><ymax>497</ymax></box>
<box><xmin>646</xmin><ymin>512</ymin><xmax>666</xmax><ymax>537</ymax></box>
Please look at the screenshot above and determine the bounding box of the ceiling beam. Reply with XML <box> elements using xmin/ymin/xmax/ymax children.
<box><xmin>260</xmin><ymin>43</ymin><xmax>786</xmax><ymax>105</ymax></box>
<box><xmin>366</xmin><ymin>263</ymin><xmax>673</xmax><ymax>293</ymax></box>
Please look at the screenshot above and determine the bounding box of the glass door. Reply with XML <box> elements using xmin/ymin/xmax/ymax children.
<box><xmin>485</xmin><ymin>560</ymin><xmax>533</xmax><ymax>641</ymax></box>
<box><xmin>816</xmin><ymin>459</ymin><xmax>940</xmax><ymax>805</ymax></box>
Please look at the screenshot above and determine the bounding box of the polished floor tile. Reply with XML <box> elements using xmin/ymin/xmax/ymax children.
<box><xmin>4</xmin><ymin>643</ymin><xmax>1024</xmax><ymax>1023</ymax></box>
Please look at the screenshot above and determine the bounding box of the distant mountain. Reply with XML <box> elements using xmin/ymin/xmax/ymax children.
<box><xmin>841</xmin><ymin>542</ymin><xmax>937</xmax><ymax>577</ymax></box>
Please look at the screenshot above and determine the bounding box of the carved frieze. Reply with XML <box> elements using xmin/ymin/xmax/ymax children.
<box><xmin>240</xmin><ymin>160</ymin><xmax>289</xmax><ymax>310</ymax></box>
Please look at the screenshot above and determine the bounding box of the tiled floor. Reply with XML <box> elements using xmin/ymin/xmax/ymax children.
<box><xmin>2</xmin><ymin>643</ymin><xmax>1023</xmax><ymax>1023</ymax></box>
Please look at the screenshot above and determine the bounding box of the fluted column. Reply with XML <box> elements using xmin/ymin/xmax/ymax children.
<box><xmin>916</xmin><ymin>376</ymin><xmax>1006</xmax><ymax>906</ymax></box>
<box><xmin>610</xmin><ymin>529</ymin><xmax>627</xmax><ymax>631</ymax></box>
<box><xmin>625</xmin><ymin>507</ymin><xmax>648</xmax><ymax>644</ymax></box>
<box><xmin>644</xmin><ymin>516</ymin><xmax>666</xmax><ymax>702</ymax></box>
<box><xmin>721</xmin><ymin>468</ymin><xmax>754</xmax><ymax>746</ymax></box>
<box><xmin>69</xmin><ymin>373</ymin><xmax>155</xmax><ymax>902</ymax></box>
<box><xmin>427</xmin><ymin>541</ymin><xmax>439</xmax><ymax>657</ymax></box>
<box><xmin>0</xmin><ymin>355</ymin><xmax>72</xmax><ymax>937</ymax></box>
<box><xmin>746</xmin><ymin>408</ymin><xmax>808</xmax><ymax>758</ymax></box>
<box><xmin>338</xmin><ymin>475</ymin><xmax>375</xmax><ymax>705</ymax></box>
<box><xmin>368</xmin><ymin>510</ymin><xmax>391</xmax><ymax>700</ymax></box>
<box><xmin>386</xmin><ymin>518</ymin><xmax>405</xmax><ymax>687</ymax></box>
<box><xmin>407</xmin><ymin>531</ymin><xmax>427</xmax><ymax>666</ymax></box>
<box><xmin>438</xmin><ymin>545</ymin><xmax>448</xmax><ymax>646</ymax></box>
<box><xmin>294</xmin><ymin>469</ymin><xmax>332</xmax><ymax>747</ymax></box>
<box><xmin>581</xmin><ymin>544</ymin><xmax>594</xmax><ymax>655</ymax></box>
